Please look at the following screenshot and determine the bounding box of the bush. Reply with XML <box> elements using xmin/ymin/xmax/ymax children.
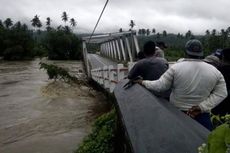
<box><xmin>75</xmin><ymin>110</ymin><xmax>117</xmax><ymax>153</ymax></box>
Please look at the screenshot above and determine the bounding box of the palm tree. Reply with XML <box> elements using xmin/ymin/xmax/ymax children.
<box><xmin>46</xmin><ymin>17</ymin><xmax>51</xmax><ymax>31</ymax></box>
<box><xmin>129</xmin><ymin>20</ymin><xmax>135</xmax><ymax>30</ymax></box>
<box><xmin>152</xmin><ymin>28</ymin><xmax>156</xmax><ymax>35</ymax></box>
<box><xmin>185</xmin><ymin>30</ymin><xmax>192</xmax><ymax>38</ymax></box>
<box><xmin>62</xmin><ymin>11</ymin><xmax>68</xmax><ymax>25</ymax></box>
<box><xmin>205</xmin><ymin>30</ymin><xmax>210</xmax><ymax>36</ymax></box>
<box><xmin>70</xmin><ymin>18</ymin><xmax>76</xmax><ymax>32</ymax></box>
<box><xmin>31</xmin><ymin>15</ymin><xmax>42</xmax><ymax>34</ymax></box>
<box><xmin>4</xmin><ymin>18</ymin><xmax>13</xmax><ymax>29</ymax></box>
<box><xmin>119</xmin><ymin>28</ymin><xmax>123</xmax><ymax>33</ymax></box>
<box><xmin>163</xmin><ymin>30</ymin><xmax>167</xmax><ymax>37</ymax></box>
<box><xmin>146</xmin><ymin>29</ymin><xmax>150</xmax><ymax>36</ymax></box>
<box><xmin>211</xmin><ymin>29</ymin><xmax>216</xmax><ymax>36</ymax></box>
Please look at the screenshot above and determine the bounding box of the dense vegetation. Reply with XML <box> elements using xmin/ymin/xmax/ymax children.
<box><xmin>0</xmin><ymin>11</ymin><xmax>82</xmax><ymax>60</ymax></box>
<box><xmin>75</xmin><ymin>109</ymin><xmax>117</xmax><ymax>153</ymax></box>
<box><xmin>136</xmin><ymin>27</ymin><xmax>230</xmax><ymax>61</ymax></box>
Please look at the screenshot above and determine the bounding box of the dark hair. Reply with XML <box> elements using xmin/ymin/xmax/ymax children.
<box><xmin>143</xmin><ymin>41</ymin><xmax>155</xmax><ymax>56</ymax></box>
<box><xmin>222</xmin><ymin>48</ymin><xmax>230</xmax><ymax>62</ymax></box>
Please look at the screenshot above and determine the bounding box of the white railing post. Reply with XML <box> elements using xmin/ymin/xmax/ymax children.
<box><xmin>133</xmin><ymin>34</ymin><xmax>140</xmax><ymax>54</ymax></box>
<box><xmin>125</xmin><ymin>36</ymin><xmax>133</xmax><ymax>62</ymax></box>
<box><xmin>117</xmin><ymin>64</ymin><xmax>125</xmax><ymax>81</ymax></box>
<box><xmin>119</xmin><ymin>38</ymin><xmax>126</xmax><ymax>61</ymax></box>
<box><xmin>112</xmin><ymin>40</ymin><xmax>117</xmax><ymax>60</ymax></box>
<box><xmin>115</xmin><ymin>40</ymin><xmax>121</xmax><ymax>60</ymax></box>
<box><xmin>108</xmin><ymin>65</ymin><xmax>115</xmax><ymax>93</ymax></box>
<box><xmin>103</xmin><ymin>66</ymin><xmax>109</xmax><ymax>89</ymax></box>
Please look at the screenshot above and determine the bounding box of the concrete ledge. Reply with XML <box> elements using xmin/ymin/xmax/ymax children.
<box><xmin>114</xmin><ymin>79</ymin><xmax>209</xmax><ymax>153</ymax></box>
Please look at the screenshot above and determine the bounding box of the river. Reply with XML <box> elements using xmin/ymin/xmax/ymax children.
<box><xmin>0</xmin><ymin>59</ymin><xmax>109</xmax><ymax>153</ymax></box>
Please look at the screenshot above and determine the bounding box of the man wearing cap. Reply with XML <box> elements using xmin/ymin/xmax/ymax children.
<box><xmin>155</xmin><ymin>41</ymin><xmax>167</xmax><ymax>58</ymax></box>
<box><xmin>135</xmin><ymin>39</ymin><xmax>228</xmax><ymax>130</ymax></box>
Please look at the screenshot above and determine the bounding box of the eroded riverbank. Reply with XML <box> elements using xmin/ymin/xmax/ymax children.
<box><xmin>0</xmin><ymin>59</ymin><xmax>109</xmax><ymax>153</ymax></box>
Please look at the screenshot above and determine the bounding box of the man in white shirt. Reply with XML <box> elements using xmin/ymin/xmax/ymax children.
<box><xmin>136</xmin><ymin>39</ymin><xmax>228</xmax><ymax>130</ymax></box>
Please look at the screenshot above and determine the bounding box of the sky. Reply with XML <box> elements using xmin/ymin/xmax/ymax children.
<box><xmin>0</xmin><ymin>0</ymin><xmax>230</xmax><ymax>35</ymax></box>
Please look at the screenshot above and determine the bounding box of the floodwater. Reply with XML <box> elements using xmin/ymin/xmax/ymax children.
<box><xmin>0</xmin><ymin>59</ymin><xmax>109</xmax><ymax>153</ymax></box>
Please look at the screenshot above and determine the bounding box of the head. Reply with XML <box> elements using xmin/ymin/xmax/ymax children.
<box><xmin>222</xmin><ymin>48</ymin><xmax>230</xmax><ymax>64</ymax></box>
<box><xmin>185</xmin><ymin>39</ymin><xmax>203</xmax><ymax>59</ymax></box>
<box><xmin>143</xmin><ymin>41</ymin><xmax>156</xmax><ymax>56</ymax></box>
<box><xmin>204</xmin><ymin>55</ymin><xmax>220</xmax><ymax>67</ymax></box>
<box><xmin>213</xmin><ymin>49</ymin><xmax>223</xmax><ymax>60</ymax></box>
<box><xmin>156</xmin><ymin>41</ymin><xmax>167</xmax><ymax>50</ymax></box>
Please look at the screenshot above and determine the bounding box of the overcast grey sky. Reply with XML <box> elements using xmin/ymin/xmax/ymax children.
<box><xmin>0</xmin><ymin>0</ymin><xmax>229</xmax><ymax>34</ymax></box>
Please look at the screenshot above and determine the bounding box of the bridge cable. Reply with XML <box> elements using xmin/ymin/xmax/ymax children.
<box><xmin>87</xmin><ymin>0</ymin><xmax>109</xmax><ymax>43</ymax></box>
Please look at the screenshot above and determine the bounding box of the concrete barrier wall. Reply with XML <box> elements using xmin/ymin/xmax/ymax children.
<box><xmin>114</xmin><ymin>80</ymin><xmax>209</xmax><ymax>153</ymax></box>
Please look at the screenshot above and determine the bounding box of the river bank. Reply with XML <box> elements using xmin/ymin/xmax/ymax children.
<box><xmin>0</xmin><ymin>59</ymin><xmax>109</xmax><ymax>153</ymax></box>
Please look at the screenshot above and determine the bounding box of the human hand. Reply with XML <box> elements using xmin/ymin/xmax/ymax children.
<box><xmin>133</xmin><ymin>79</ymin><xmax>143</xmax><ymax>85</ymax></box>
<box><xmin>187</xmin><ymin>105</ymin><xmax>201</xmax><ymax>118</ymax></box>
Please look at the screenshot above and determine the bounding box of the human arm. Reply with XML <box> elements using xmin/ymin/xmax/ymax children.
<box><xmin>198</xmin><ymin>73</ymin><xmax>228</xmax><ymax>113</ymax></box>
<box><xmin>141</xmin><ymin>67</ymin><xmax>174</xmax><ymax>92</ymax></box>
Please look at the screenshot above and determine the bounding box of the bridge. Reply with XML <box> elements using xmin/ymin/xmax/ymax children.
<box><xmin>82</xmin><ymin>31</ymin><xmax>209</xmax><ymax>153</ymax></box>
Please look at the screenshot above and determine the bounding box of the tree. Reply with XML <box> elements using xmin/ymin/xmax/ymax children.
<box><xmin>138</xmin><ymin>29</ymin><xmax>142</xmax><ymax>35</ymax></box>
<box><xmin>156</xmin><ymin>32</ymin><xmax>160</xmax><ymax>38</ymax></box>
<box><xmin>46</xmin><ymin>17</ymin><xmax>51</xmax><ymax>31</ymax></box>
<box><xmin>141</xmin><ymin>29</ymin><xmax>146</xmax><ymax>36</ymax></box>
<box><xmin>212</xmin><ymin>29</ymin><xmax>216</xmax><ymax>36</ymax></box>
<box><xmin>163</xmin><ymin>30</ymin><xmax>167</xmax><ymax>37</ymax></box>
<box><xmin>152</xmin><ymin>28</ymin><xmax>156</xmax><ymax>35</ymax></box>
<box><xmin>205</xmin><ymin>30</ymin><xmax>210</xmax><ymax>36</ymax></box>
<box><xmin>4</xmin><ymin>18</ymin><xmax>13</xmax><ymax>29</ymax></box>
<box><xmin>31</xmin><ymin>15</ymin><xmax>42</xmax><ymax>32</ymax></box>
<box><xmin>129</xmin><ymin>20</ymin><xmax>135</xmax><ymax>30</ymax></box>
<box><xmin>70</xmin><ymin>18</ymin><xmax>76</xmax><ymax>32</ymax></box>
<box><xmin>119</xmin><ymin>28</ymin><xmax>123</xmax><ymax>32</ymax></box>
<box><xmin>146</xmin><ymin>29</ymin><xmax>150</xmax><ymax>36</ymax></box>
<box><xmin>62</xmin><ymin>11</ymin><xmax>68</xmax><ymax>25</ymax></box>
<box><xmin>185</xmin><ymin>30</ymin><xmax>192</xmax><ymax>38</ymax></box>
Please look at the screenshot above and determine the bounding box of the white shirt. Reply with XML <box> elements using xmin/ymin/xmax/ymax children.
<box><xmin>142</xmin><ymin>58</ymin><xmax>228</xmax><ymax>112</ymax></box>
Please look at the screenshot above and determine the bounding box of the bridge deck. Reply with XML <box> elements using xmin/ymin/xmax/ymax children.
<box><xmin>88</xmin><ymin>53</ymin><xmax>117</xmax><ymax>69</ymax></box>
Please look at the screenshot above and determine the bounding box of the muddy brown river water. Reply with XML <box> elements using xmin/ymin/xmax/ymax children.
<box><xmin>0</xmin><ymin>59</ymin><xmax>109</xmax><ymax>153</ymax></box>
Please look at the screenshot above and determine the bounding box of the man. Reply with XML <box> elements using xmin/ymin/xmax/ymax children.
<box><xmin>136</xmin><ymin>39</ymin><xmax>228</xmax><ymax>130</ymax></box>
<box><xmin>212</xmin><ymin>48</ymin><xmax>230</xmax><ymax>116</ymax></box>
<box><xmin>155</xmin><ymin>41</ymin><xmax>167</xmax><ymax>58</ymax></box>
<box><xmin>128</xmin><ymin>41</ymin><xmax>169</xmax><ymax>98</ymax></box>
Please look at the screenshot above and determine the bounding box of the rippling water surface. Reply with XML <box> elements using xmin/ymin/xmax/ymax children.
<box><xmin>0</xmin><ymin>59</ymin><xmax>109</xmax><ymax>153</ymax></box>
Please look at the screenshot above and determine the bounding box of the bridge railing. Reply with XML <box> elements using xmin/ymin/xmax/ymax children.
<box><xmin>90</xmin><ymin>63</ymin><xmax>135</xmax><ymax>92</ymax></box>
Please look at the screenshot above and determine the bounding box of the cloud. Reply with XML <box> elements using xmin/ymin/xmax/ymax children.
<box><xmin>0</xmin><ymin>0</ymin><xmax>229</xmax><ymax>34</ymax></box>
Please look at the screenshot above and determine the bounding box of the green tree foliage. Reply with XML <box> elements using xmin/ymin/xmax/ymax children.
<box><xmin>44</xmin><ymin>28</ymin><xmax>82</xmax><ymax>60</ymax></box>
<box><xmin>75</xmin><ymin>110</ymin><xmax>117</xmax><ymax>153</ymax></box>
<box><xmin>3</xmin><ymin>18</ymin><xmax>13</xmax><ymax>29</ymax></box>
<box><xmin>0</xmin><ymin>19</ymin><xmax>35</xmax><ymax>60</ymax></box>
<box><xmin>39</xmin><ymin>62</ymin><xmax>80</xmax><ymax>83</ymax></box>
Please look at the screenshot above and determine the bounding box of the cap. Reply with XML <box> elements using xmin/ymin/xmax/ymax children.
<box><xmin>185</xmin><ymin>39</ymin><xmax>203</xmax><ymax>57</ymax></box>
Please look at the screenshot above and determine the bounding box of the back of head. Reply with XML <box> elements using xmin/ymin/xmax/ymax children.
<box><xmin>222</xmin><ymin>48</ymin><xmax>230</xmax><ymax>63</ymax></box>
<box><xmin>143</xmin><ymin>41</ymin><xmax>155</xmax><ymax>56</ymax></box>
<box><xmin>185</xmin><ymin>39</ymin><xmax>203</xmax><ymax>58</ymax></box>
